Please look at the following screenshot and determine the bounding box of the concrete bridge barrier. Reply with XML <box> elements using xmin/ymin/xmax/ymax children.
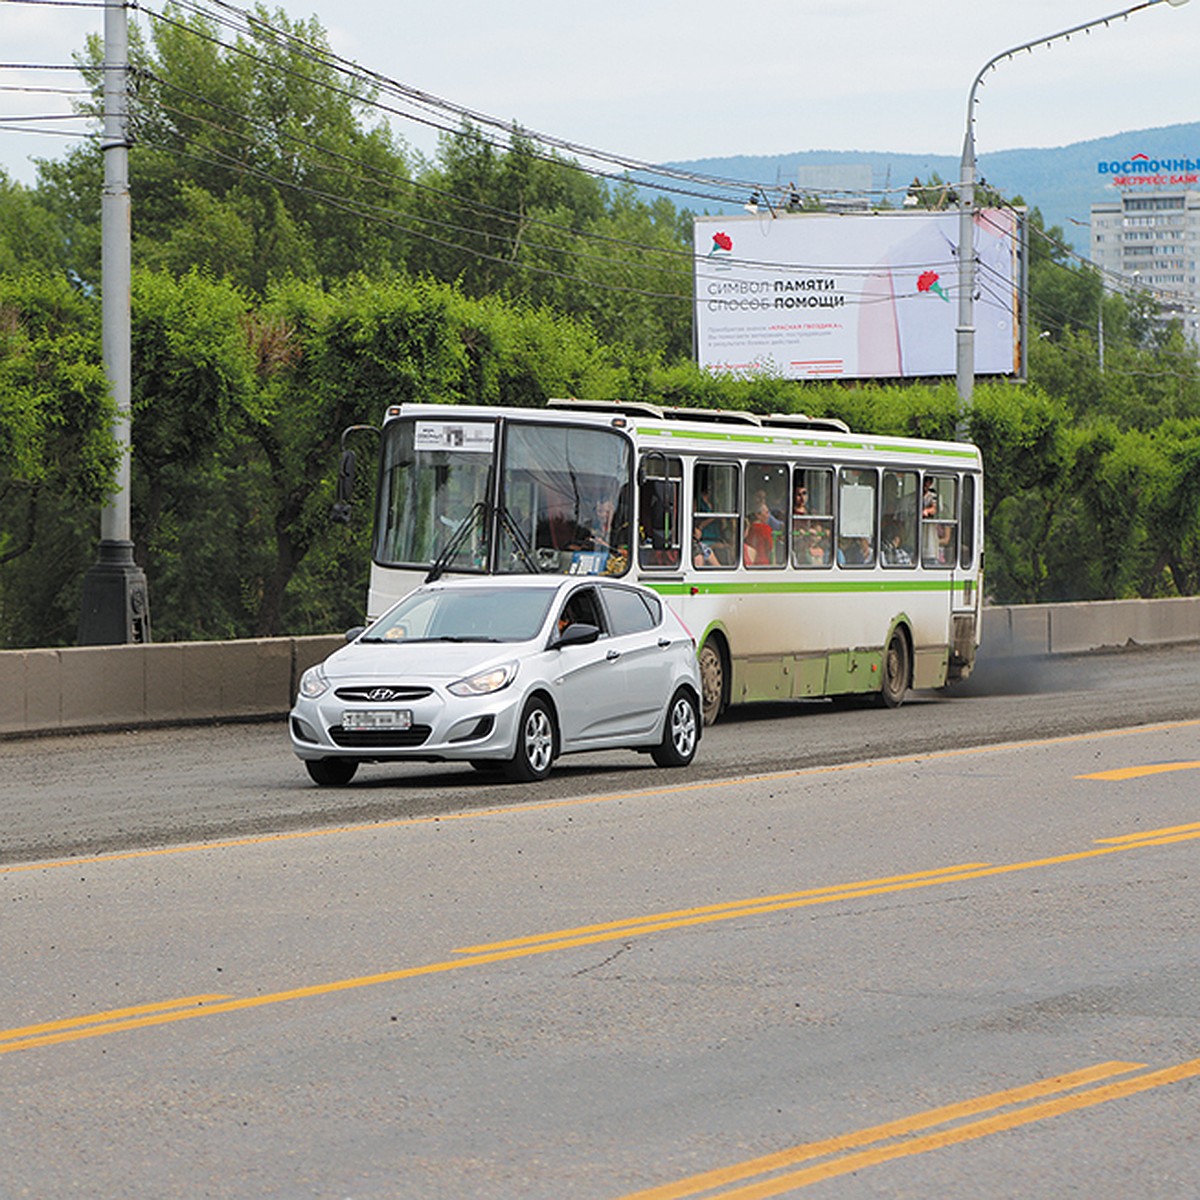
<box><xmin>979</xmin><ymin>596</ymin><xmax>1200</xmax><ymax>657</ymax></box>
<box><xmin>1</xmin><ymin>634</ymin><xmax>340</xmax><ymax>738</ymax></box>
<box><xmin>2</xmin><ymin>598</ymin><xmax>1197</xmax><ymax>738</ymax></box>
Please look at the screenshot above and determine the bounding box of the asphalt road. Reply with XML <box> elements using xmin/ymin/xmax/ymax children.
<box><xmin>1</xmin><ymin>644</ymin><xmax>1198</xmax><ymax>864</ymax></box>
<box><xmin>2</xmin><ymin>687</ymin><xmax>1198</xmax><ymax>1198</ymax></box>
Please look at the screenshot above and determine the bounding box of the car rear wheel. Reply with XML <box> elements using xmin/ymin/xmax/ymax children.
<box><xmin>651</xmin><ymin>688</ymin><xmax>700</xmax><ymax>768</ymax></box>
<box><xmin>503</xmin><ymin>697</ymin><xmax>556</xmax><ymax>783</ymax></box>
<box><xmin>305</xmin><ymin>758</ymin><xmax>358</xmax><ymax>786</ymax></box>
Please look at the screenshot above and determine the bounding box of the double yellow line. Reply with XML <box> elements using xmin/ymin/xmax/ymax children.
<box><xmin>4</xmin><ymin>824</ymin><xmax>1200</xmax><ymax>1058</ymax></box>
<box><xmin>615</xmin><ymin>1057</ymin><xmax>1200</xmax><ymax>1198</ymax></box>
<box><xmin>0</xmin><ymin>995</ymin><xmax>234</xmax><ymax>1055</ymax></box>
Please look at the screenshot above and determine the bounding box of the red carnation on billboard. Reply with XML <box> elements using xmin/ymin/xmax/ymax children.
<box><xmin>917</xmin><ymin>269</ymin><xmax>950</xmax><ymax>302</ymax></box>
<box><xmin>710</xmin><ymin>231</ymin><xmax>733</xmax><ymax>255</ymax></box>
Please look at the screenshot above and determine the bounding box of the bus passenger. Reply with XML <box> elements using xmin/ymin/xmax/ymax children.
<box><xmin>693</xmin><ymin>523</ymin><xmax>720</xmax><ymax>567</ymax></box>
<box><xmin>743</xmin><ymin>501</ymin><xmax>776</xmax><ymax>565</ymax></box>
<box><xmin>922</xmin><ymin>478</ymin><xmax>938</xmax><ymax>519</ymax></box>
<box><xmin>694</xmin><ymin>518</ymin><xmax>733</xmax><ymax>567</ymax></box>
<box><xmin>837</xmin><ymin>536</ymin><xmax>873</xmax><ymax>566</ymax></box>
<box><xmin>882</xmin><ymin>520</ymin><xmax>913</xmax><ymax>565</ymax></box>
<box><xmin>752</xmin><ymin>489</ymin><xmax>784</xmax><ymax>531</ymax></box>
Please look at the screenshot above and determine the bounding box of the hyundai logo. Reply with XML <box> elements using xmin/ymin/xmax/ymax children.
<box><xmin>367</xmin><ymin>687</ymin><xmax>402</xmax><ymax>702</ymax></box>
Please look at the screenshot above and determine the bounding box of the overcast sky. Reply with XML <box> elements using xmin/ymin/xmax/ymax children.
<box><xmin>2</xmin><ymin>0</ymin><xmax>1197</xmax><ymax>188</ymax></box>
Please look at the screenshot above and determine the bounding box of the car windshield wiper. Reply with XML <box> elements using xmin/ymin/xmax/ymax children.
<box><xmin>360</xmin><ymin>634</ymin><xmax>505</xmax><ymax>644</ymax></box>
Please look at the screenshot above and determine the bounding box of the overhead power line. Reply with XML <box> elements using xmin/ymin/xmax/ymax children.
<box><xmin>5</xmin><ymin>0</ymin><xmax>1186</xmax><ymax>340</ymax></box>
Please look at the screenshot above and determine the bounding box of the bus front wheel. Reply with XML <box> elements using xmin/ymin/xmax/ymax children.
<box><xmin>698</xmin><ymin>638</ymin><xmax>726</xmax><ymax>726</ymax></box>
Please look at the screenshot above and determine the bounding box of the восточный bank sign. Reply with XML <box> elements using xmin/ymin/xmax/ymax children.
<box><xmin>1099</xmin><ymin>152</ymin><xmax>1200</xmax><ymax>187</ymax></box>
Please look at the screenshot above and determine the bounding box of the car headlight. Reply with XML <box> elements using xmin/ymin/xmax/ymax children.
<box><xmin>448</xmin><ymin>662</ymin><xmax>518</xmax><ymax>697</ymax></box>
<box><xmin>298</xmin><ymin>665</ymin><xmax>331</xmax><ymax>700</ymax></box>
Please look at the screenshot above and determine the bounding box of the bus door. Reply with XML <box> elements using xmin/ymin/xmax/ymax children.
<box><xmin>949</xmin><ymin>473</ymin><xmax>981</xmax><ymax>679</ymax></box>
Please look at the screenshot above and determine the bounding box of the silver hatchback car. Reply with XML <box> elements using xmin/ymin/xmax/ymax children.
<box><xmin>290</xmin><ymin>576</ymin><xmax>702</xmax><ymax>785</ymax></box>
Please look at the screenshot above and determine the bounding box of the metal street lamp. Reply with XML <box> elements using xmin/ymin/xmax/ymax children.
<box><xmin>78</xmin><ymin>0</ymin><xmax>151</xmax><ymax>644</ymax></box>
<box><xmin>955</xmin><ymin>0</ymin><xmax>1190</xmax><ymax>421</ymax></box>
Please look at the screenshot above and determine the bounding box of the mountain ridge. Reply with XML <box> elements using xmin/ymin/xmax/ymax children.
<box><xmin>664</xmin><ymin>121</ymin><xmax>1200</xmax><ymax>252</ymax></box>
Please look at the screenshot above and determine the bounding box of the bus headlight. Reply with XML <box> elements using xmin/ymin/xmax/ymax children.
<box><xmin>448</xmin><ymin>662</ymin><xmax>518</xmax><ymax>697</ymax></box>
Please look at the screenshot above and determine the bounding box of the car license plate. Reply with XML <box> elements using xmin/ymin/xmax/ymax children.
<box><xmin>342</xmin><ymin>709</ymin><xmax>412</xmax><ymax>730</ymax></box>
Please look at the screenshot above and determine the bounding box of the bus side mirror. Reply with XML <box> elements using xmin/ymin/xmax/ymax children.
<box><xmin>331</xmin><ymin>448</ymin><xmax>355</xmax><ymax>524</ymax></box>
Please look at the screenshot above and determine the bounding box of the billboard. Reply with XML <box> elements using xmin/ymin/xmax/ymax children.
<box><xmin>693</xmin><ymin>208</ymin><xmax>1023</xmax><ymax>381</ymax></box>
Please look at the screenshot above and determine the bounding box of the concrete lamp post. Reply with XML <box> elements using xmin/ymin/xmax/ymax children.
<box><xmin>955</xmin><ymin>0</ymin><xmax>1190</xmax><ymax>426</ymax></box>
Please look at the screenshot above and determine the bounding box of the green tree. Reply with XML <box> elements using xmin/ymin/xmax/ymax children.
<box><xmin>0</xmin><ymin>170</ymin><xmax>72</xmax><ymax>275</ymax></box>
<box><xmin>128</xmin><ymin>269</ymin><xmax>258</xmax><ymax>623</ymax></box>
<box><xmin>51</xmin><ymin>4</ymin><xmax>414</xmax><ymax>294</ymax></box>
<box><xmin>0</xmin><ymin>273</ymin><xmax>116</xmax><ymax>645</ymax></box>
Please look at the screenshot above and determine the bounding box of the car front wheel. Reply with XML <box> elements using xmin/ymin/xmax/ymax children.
<box><xmin>504</xmin><ymin>697</ymin><xmax>556</xmax><ymax>783</ymax></box>
<box><xmin>652</xmin><ymin>688</ymin><xmax>700</xmax><ymax>768</ymax></box>
<box><xmin>305</xmin><ymin>758</ymin><xmax>358</xmax><ymax>786</ymax></box>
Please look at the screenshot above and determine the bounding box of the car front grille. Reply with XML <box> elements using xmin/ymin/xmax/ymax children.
<box><xmin>329</xmin><ymin>725</ymin><xmax>433</xmax><ymax>748</ymax></box>
<box><xmin>334</xmin><ymin>685</ymin><xmax>434</xmax><ymax>702</ymax></box>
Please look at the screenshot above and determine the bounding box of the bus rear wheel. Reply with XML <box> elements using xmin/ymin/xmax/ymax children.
<box><xmin>879</xmin><ymin>630</ymin><xmax>910</xmax><ymax>709</ymax></box>
<box><xmin>698</xmin><ymin>638</ymin><xmax>726</xmax><ymax>726</ymax></box>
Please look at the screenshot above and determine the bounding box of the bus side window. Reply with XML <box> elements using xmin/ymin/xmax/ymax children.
<box><xmin>692</xmin><ymin>461</ymin><xmax>739</xmax><ymax>569</ymax></box>
<box><xmin>743</xmin><ymin>462</ymin><xmax>788</xmax><ymax>568</ymax></box>
<box><xmin>921</xmin><ymin>475</ymin><xmax>959</xmax><ymax>567</ymax></box>
<box><xmin>881</xmin><ymin>470</ymin><xmax>918</xmax><ymax>567</ymax></box>
<box><xmin>638</xmin><ymin>455</ymin><xmax>683</xmax><ymax>569</ymax></box>
<box><xmin>792</xmin><ymin>466</ymin><xmax>833</xmax><ymax>568</ymax></box>
<box><xmin>837</xmin><ymin>468</ymin><xmax>877</xmax><ymax>567</ymax></box>
<box><xmin>960</xmin><ymin>474</ymin><xmax>976</xmax><ymax>569</ymax></box>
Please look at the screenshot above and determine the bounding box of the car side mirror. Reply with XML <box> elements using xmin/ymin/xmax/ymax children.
<box><xmin>345</xmin><ymin>625</ymin><xmax>366</xmax><ymax>642</ymax></box>
<box><xmin>552</xmin><ymin>622</ymin><xmax>601</xmax><ymax>649</ymax></box>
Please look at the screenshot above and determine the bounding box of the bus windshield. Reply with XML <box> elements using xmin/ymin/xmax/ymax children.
<box><xmin>497</xmin><ymin>422</ymin><xmax>632</xmax><ymax>576</ymax></box>
<box><xmin>373</xmin><ymin>414</ymin><xmax>633</xmax><ymax>577</ymax></box>
<box><xmin>374</xmin><ymin>418</ymin><xmax>496</xmax><ymax>571</ymax></box>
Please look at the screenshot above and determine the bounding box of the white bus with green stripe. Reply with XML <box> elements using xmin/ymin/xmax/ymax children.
<box><xmin>362</xmin><ymin>399</ymin><xmax>983</xmax><ymax>723</ymax></box>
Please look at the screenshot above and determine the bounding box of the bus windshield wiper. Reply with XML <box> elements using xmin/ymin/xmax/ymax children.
<box><xmin>498</xmin><ymin>503</ymin><xmax>540</xmax><ymax>574</ymax></box>
<box><xmin>425</xmin><ymin>502</ymin><xmax>486</xmax><ymax>583</ymax></box>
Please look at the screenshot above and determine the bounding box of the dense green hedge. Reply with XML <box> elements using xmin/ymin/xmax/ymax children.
<box><xmin>4</xmin><ymin>268</ymin><xmax>1200</xmax><ymax>648</ymax></box>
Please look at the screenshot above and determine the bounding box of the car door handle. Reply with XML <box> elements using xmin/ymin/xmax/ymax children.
<box><xmin>658</xmin><ymin>637</ymin><xmax>671</xmax><ymax>648</ymax></box>
<box><xmin>606</xmin><ymin>649</ymin><xmax>621</xmax><ymax>661</ymax></box>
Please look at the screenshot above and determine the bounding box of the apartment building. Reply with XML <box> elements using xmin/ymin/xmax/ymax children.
<box><xmin>1090</xmin><ymin>188</ymin><xmax>1200</xmax><ymax>346</ymax></box>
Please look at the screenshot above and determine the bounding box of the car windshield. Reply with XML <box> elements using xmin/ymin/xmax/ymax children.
<box><xmin>362</xmin><ymin>587</ymin><xmax>556</xmax><ymax>644</ymax></box>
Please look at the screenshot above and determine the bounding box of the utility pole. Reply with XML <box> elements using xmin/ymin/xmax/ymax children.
<box><xmin>79</xmin><ymin>0</ymin><xmax>151</xmax><ymax>644</ymax></box>
<box><xmin>956</xmin><ymin>0</ymin><xmax>1190</xmax><ymax>430</ymax></box>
